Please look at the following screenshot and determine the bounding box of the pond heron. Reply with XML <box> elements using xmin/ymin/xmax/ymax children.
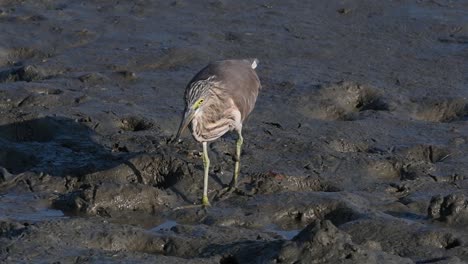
<box><xmin>175</xmin><ymin>59</ymin><xmax>261</xmax><ymax>206</ymax></box>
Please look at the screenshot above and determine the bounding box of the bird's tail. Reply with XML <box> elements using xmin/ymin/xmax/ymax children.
<box><xmin>251</xmin><ymin>58</ymin><xmax>259</xmax><ymax>69</ymax></box>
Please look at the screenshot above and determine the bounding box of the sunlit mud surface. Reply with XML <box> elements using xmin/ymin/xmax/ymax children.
<box><xmin>1</xmin><ymin>0</ymin><xmax>468</xmax><ymax>263</ymax></box>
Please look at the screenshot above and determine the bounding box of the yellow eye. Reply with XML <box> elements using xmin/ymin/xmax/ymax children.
<box><xmin>193</xmin><ymin>98</ymin><xmax>204</xmax><ymax>109</ymax></box>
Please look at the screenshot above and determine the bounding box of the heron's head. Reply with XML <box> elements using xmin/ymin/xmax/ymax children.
<box><xmin>175</xmin><ymin>95</ymin><xmax>207</xmax><ymax>141</ymax></box>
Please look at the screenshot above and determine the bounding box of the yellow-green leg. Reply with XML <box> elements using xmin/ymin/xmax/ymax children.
<box><xmin>202</xmin><ymin>141</ymin><xmax>211</xmax><ymax>206</ymax></box>
<box><xmin>230</xmin><ymin>132</ymin><xmax>243</xmax><ymax>187</ymax></box>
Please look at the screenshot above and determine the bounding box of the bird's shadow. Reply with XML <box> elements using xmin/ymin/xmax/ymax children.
<box><xmin>0</xmin><ymin>116</ymin><xmax>199</xmax><ymax>212</ymax></box>
<box><xmin>0</xmin><ymin>116</ymin><xmax>119</xmax><ymax>177</ymax></box>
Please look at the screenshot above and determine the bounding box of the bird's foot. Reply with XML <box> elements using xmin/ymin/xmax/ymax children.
<box><xmin>173</xmin><ymin>196</ymin><xmax>211</xmax><ymax>211</ymax></box>
<box><xmin>173</xmin><ymin>203</ymin><xmax>210</xmax><ymax>211</ymax></box>
<box><xmin>202</xmin><ymin>195</ymin><xmax>211</xmax><ymax>207</ymax></box>
<box><xmin>214</xmin><ymin>184</ymin><xmax>249</xmax><ymax>201</ymax></box>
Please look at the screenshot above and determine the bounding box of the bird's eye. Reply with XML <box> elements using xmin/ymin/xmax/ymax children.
<box><xmin>193</xmin><ymin>98</ymin><xmax>204</xmax><ymax>109</ymax></box>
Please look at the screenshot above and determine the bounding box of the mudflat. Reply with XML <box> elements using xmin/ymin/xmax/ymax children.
<box><xmin>0</xmin><ymin>1</ymin><xmax>467</xmax><ymax>263</ymax></box>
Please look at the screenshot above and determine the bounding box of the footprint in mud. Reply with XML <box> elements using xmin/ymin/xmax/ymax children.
<box><xmin>379</xmin><ymin>144</ymin><xmax>452</xmax><ymax>181</ymax></box>
<box><xmin>120</xmin><ymin>116</ymin><xmax>154</xmax><ymax>132</ymax></box>
<box><xmin>411</xmin><ymin>97</ymin><xmax>467</xmax><ymax>122</ymax></box>
<box><xmin>300</xmin><ymin>81</ymin><xmax>389</xmax><ymax>121</ymax></box>
<box><xmin>428</xmin><ymin>194</ymin><xmax>468</xmax><ymax>225</ymax></box>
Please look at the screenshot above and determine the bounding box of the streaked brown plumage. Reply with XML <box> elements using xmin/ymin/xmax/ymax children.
<box><xmin>176</xmin><ymin>59</ymin><xmax>261</xmax><ymax>206</ymax></box>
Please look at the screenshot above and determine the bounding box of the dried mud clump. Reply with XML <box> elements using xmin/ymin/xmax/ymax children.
<box><xmin>0</xmin><ymin>65</ymin><xmax>47</xmax><ymax>83</ymax></box>
<box><xmin>0</xmin><ymin>47</ymin><xmax>47</xmax><ymax>67</ymax></box>
<box><xmin>78</xmin><ymin>72</ymin><xmax>109</xmax><ymax>84</ymax></box>
<box><xmin>276</xmin><ymin>202</ymin><xmax>361</xmax><ymax>228</ymax></box>
<box><xmin>327</xmin><ymin>138</ymin><xmax>369</xmax><ymax>153</ymax></box>
<box><xmin>54</xmin><ymin>153</ymin><xmax>190</xmax><ymax>215</ymax></box>
<box><xmin>244</xmin><ymin>171</ymin><xmax>342</xmax><ymax>194</ymax></box>
<box><xmin>53</xmin><ymin>183</ymin><xmax>176</xmax><ymax>216</ymax></box>
<box><xmin>412</xmin><ymin>97</ymin><xmax>468</xmax><ymax>122</ymax></box>
<box><xmin>305</xmin><ymin>81</ymin><xmax>389</xmax><ymax>120</ymax></box>
<box><xmin>78</xmin><ymin>153</ymin><xmax>190</xmax><ymax>188</ymax></box>
<box><xmin>216</xmin><ymin>220</ymin><xmax>413</xmax><ymax>263</ymax></box>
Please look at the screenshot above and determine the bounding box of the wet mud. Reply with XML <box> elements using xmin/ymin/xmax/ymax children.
<box><xmin>1</xmin><ymin>0</ymin><xmax>468</xmax><ymax>263</ymax></box>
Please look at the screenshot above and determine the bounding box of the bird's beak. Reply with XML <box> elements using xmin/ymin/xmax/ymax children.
<box><xmin>175</xmin><ymin>109</ymin><xmax>195</xmax><ymax>142</ymax></box>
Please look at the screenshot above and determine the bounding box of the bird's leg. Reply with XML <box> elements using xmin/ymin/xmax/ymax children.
<box><xmin>171</xmin><ymin>142</ymin><xmax>211</xmax><ymax>210</ymax></box>
<box><xmin>230</xmin><ymin>131</ymin><xmax>243</xmax><ymax>187</ymax></box>
<box><xmin>213</xmin><ymin>131</ymin><xmax>250</xmax><ymax>202</ymax></box>
<box><xmin>202</xmin><ymin>141</ymin><xmax>211</xmax><ymax>206</ymax></box>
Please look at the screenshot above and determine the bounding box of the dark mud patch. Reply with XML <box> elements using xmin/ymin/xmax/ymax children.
<box><xmin>0</xmin><ymin>117</ymin><xmax>61</xmax><ymax>142</ymax></box>
<box><xmin>0</xmin><ymin>148</ymin><xmax>38</xmax><ymax>175</ymax></box>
